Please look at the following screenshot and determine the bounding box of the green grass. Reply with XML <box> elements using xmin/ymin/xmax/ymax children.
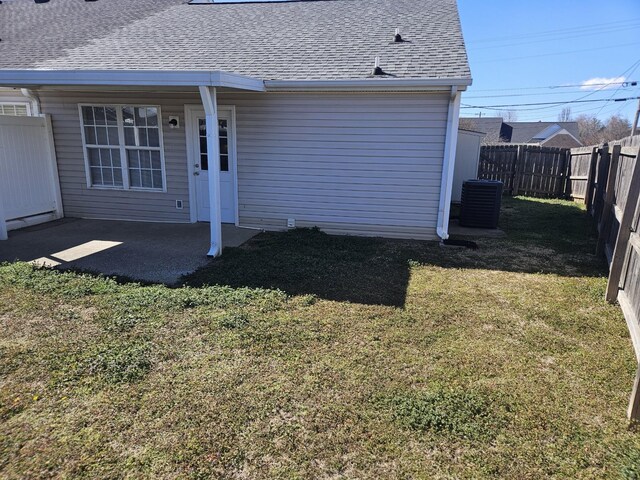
<box><xmin>0</xmin><ymin>197</ymin><xmax>637</xmax><ymax>479</ymax></box>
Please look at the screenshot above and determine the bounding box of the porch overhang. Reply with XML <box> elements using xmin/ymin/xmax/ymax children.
<box><xmin>0</xmin><ymin>70</ymin><xmax>266</xmax><ymax>91</ymax></box>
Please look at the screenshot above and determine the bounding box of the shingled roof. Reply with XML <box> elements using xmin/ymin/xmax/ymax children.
<box><xmin>508</xmin><ymin>122</ymin><xmax>580</xmax><ymax>143</ymax></box>
<box><xmin>0</xmin><ymin>0</ymin><xmax>471</xmax><ymax>82</ymax></box>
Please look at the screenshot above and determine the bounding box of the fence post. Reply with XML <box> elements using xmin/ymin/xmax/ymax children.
<box><xmin>629</xmin><ymin>366</ymin><xmax>640</xmax><ymax>422</ymax></box>
<box><xmin>584</xmin><ymin>146</ymin><xmax>599</xmax><ymax>212</ymax></box>
<box><xmin>606</xmin><ymin>147</ymin><xmax>640</xmax><ymax>302</ymax></box>
<box><xmin>513</xmin><ymin>145</ymin><xmax>524</xmax><ymax>196</ymax></box>
<box><xmin>596</xmin><ymin>145</ymin><xmax>621</xmax><ymax>256</ymax></box>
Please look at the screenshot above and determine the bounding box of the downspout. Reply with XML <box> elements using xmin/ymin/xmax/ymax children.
<box><xmin>21</xmin><ymin>88</ymin><xmax>41</xmax><ymax>116</ymax></box>
<box><xmin>436</xmin><ymin>86</ymin><xmax>462</xmax><ymax>240</ymax></box>
<box><xmin>199</xmin><ymin>86</ymin><xmax>223</xmax><ymax>257</ymax></box>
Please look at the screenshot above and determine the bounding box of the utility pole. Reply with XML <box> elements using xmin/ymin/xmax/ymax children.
<box><xmin>632</xmin><ymin>99</ymin><xmax>640</xmax><ymax>136</ymax></box>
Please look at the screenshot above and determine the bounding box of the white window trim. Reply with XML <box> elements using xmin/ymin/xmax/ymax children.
<box><xmin>78</xmin><ymin>103</ymin><xmax>168</xmax><ymax>193</ymax></box>
<box><xmin>0</xmin><ymin>102</ymin><xmax>32</xmax><ymax>116</ymax></box>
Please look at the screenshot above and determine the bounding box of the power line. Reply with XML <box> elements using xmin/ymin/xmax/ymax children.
<box><xmin>469</xmin><ymin>18</ymin><xmax>640</xmax><ymax>44</ymax></box>
<box><xmin>460</xmin><ymin>96</ymin><xmax>640</xmax><ymax>110</ymax></box>
<box><xmin>593</xmin><ymin>60</ymin><xmax>640</xmax><ymax>118</ymax></box>
<box><xmin>466</xmin><ymin>81</ymin><xmax>637</xmax><ymax>93</ymax></box>
<box><xmin>468</xmin><ymin>23</ymin><xmax>640</xmax><ymax>51</ymax></box>
<box><xmin>472</xmin><ymin>42</ymin><xmax>640</xmax><ymax>64</ymax></box>
<box><xmin>463</xmin><ymin>85</ymin><xmax>638</xmax><ymax>99</ymax></box>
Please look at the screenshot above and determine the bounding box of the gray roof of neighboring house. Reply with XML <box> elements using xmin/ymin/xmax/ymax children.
<box><xmin>460</xmin><ymin>118</ymin><xmax>580</xmax><ymax>143</ymax></box>
<box><xmin>460</xmin><ymin>117</ymin><xmax>504</xmax><ymax>136</ymax></box>
<box><xmin>0</xmin><ymin>0</ymin><xmax>471</xmax><ymax>82</ymax></box>
<box><xmin>508</xmin><ymin>122</ymin><xmax>580</xmax><ymax>143</ymax></box>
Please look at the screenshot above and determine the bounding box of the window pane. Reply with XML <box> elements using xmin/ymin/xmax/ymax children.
<box><xmin>88</xmin><ymin>148</ymin><xmax>101</xmax><ymax>167</ymax></box>
<box><xmin>111</xmin><ymin>149</ymin><xmax>122</xmax><ymax>168</ymax></box>
<box><xmin>152</xmin><ymin>170</ymin><xmax>163</xmax><ymax>189</ymax></box>
<box><xmin>90</xmin><ymin>167</ymin><xmax>102</xmax><ymax>185</ymax></box>
<box><xmin>150</xmin><ymin>151</ymin><xmax>161</xmax><ymax>170</ymax></box>
<box><xmin>146</xmin><ymin>108</ymin><xmax>158</xmax><ymax>127</ymax></box>
<box><xmin>96</xmin><ymin>127</ymin><xmax>108</xmax><ymax>145</ymax></box>
<box><xmin>124</xmin><ymin>127</ymin><xmax>135</xmax><ymax>146</ymax></box>
<box><xmin>113</xmin><ymin>167</ymin><xmax>123</xmax><ymax>185</ymax></box>
<box><xmin>220</xmin><ymin>154</ymin><xmax>229</xmax><ymax>172</ymax></box>
<box><xmin>147</xmin><ymin>128</ymin><xmax>159</xmax><ymax>148</ymax></box>
<box><xmin>128</xmin><ymin>150</ymin><xmax>140</xmax><ymax>168</ymax></box>
<box><xmin>141</xmin><ymin>169</ymin><xmax>152</xmax><ymax>188</ymax></box>
<box><xmin>220</xmin><ymin>138</ymin><xmax>228</xmax><ymax>155</ymax></box>
<box><xmin>129</xmin><ymin>169</ymin><xmax>141</xmax><ymax>188</ymax></box>
<box><xmin>102</xmin><ymin>167</ymin><xmax>113</xmax><ymax>185</ymax></box>
<box><xmin>107</xmin><ymin>127</ymin><xmax>119</xmax><ymax>145</ymax></box>
<box><xmin>140</xmin><ymin>128</ymin><xmax>149</xmax><ymax>147</ymax></box>
<box><xmin>82</xmin><ymin>106</ymin><xmax>95</xmax><ymax>125</ymax></box>
<box><xmin>105</xmin><ymin>107</ymin><xmax>118</xmax><ymax>125</ymax></box>
<box><xmin>123</xmin><ymin>107</ymin><xmax>134</xmax><ymax>125</ymax></box>
<box><xmin>94</xmin><ymin>107</ymin><xmax>106</xmax><ymax>125</ymax></box>
<box><xmin>135</xmin><ymin>107</ymin><xmax>146</xmax><ymax>126</ymax></box>
<box><xmin>199</xmin><ymin>135</ymin><xmax>208</xmax><ymax>155</ymax></box>
<box><xmin>84</xmin><ymin>126</ymin><xmax>96</xmax><ymax>145</ymax></box>
<box><xmin>201</xmin><ymin>154</ymin><xmax>208</xmax><ymax>171</ymax></box>
<box><xmin>140</xmin><ymin>150</ymin><xmax>151</xmax><ymax>169</ymax></box>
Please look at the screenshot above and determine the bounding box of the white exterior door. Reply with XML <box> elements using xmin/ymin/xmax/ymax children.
<box><xmin>190</xmin><ymin>108</ymin><xmax>236</xmax><ymax>223</ymax></box>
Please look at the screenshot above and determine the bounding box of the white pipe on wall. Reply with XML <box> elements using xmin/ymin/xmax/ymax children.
<box><xmin>199</xmin><ymin>86</ymin><xmax>223</xmax><ymax>257</ymax></box>
<box><xmin>436</xmin><ymin>86</ymin><xmax>462</xmax><ymax>240</ymax></box>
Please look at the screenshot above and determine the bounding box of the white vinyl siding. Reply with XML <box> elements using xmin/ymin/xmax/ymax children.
<box><xmin>39</xmin><ymin>89</ymin><xmax>448</xmax><ymax>238</ymax></box>
<box><xmin>218</xmin><ymin>91</ymin><xmax>448</xmax><ymax>239</ymax></box>
<box><xmin>39</xmin><ymin>91</ymin><xmax>194</xmax><ymax>223</ymax></box>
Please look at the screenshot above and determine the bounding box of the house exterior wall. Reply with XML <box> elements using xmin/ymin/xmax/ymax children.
<box><xmin>38</xmin><ymin>89</ymin><xmax>449</xmax><ymax>239</ymax></box>
<box><xmin>38</xmin><ymin>90</ymin><xmax>197</xmax><ymax>223</ymax></box>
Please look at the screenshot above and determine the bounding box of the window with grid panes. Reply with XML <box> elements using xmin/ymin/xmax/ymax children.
<box><xmin>80</xmin><ymin>105</ymin><xmax>165</xmax><ymax>190</ymax></box>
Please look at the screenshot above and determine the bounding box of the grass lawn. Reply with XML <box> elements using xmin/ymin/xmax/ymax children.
<box><xmin>1</xmin><ymin>197</ymin><xmax>639</xmax><ymax>479</ymax></box>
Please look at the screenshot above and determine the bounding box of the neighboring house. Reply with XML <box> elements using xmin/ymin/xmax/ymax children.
<box><xmin>461</xmin><ymin>117</ymin><xmax>582</xmax><ymax>148</ymax></box>
<box><xmin>0</xmin><ymin>0</ymin><xmax>471</xmax><ymax>254</ymax></box>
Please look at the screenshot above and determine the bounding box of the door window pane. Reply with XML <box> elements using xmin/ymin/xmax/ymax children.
<box><xmin>199</xmin><ymin>118</ymin><xmax>230</xmax><ymax>172</ymax></box>
<box><xmin>198</xmin><ymin>119</ymin><xmax>208</xmax><ymax>171</ymax></box>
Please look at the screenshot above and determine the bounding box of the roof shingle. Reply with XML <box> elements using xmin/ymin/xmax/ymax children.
<box><xmin>0</xmin><ymin>0</ymin><xmax>471</xmax><ymax>81</ymax></box>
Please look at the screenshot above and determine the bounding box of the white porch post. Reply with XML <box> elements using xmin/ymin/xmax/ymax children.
<box><xmin>199</xmin><ymin>86</ymin><xmax>223</xmax><ymax>257</ymax></box>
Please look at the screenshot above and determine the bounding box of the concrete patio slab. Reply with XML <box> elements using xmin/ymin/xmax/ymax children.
<box><xmin>0</xmin><ymin>219</ymin><xmax>260</xmax><ymax>284</ymax></box>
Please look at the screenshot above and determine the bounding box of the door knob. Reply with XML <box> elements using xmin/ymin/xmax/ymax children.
<box><xmin>193</xmin><ymin>171</ymin><xmax>200</xmax><ymax>176</ymax></box>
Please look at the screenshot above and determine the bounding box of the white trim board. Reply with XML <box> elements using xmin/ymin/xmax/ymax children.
<box><xmin>0</xmin><ymin>69</ymin><xmax>471</xmax><ymax>93</ymax></box>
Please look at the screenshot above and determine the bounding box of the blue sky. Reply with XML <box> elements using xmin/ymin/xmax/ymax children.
<box><xmin>457</xmin><ymin>0</ymin><xmax>640</xmax><ymax>122</ymax></box>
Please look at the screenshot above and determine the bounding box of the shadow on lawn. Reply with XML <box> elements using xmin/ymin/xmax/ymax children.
<box><xmin>182</xmin><ymin>197</ymin><xmax>607</xmax><ymax>308</ymax></box>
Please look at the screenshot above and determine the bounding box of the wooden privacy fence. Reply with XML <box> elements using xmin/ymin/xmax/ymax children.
<box><xmin>576</xmin><ymin>141</ymin><xmax>640</xmax><ymax>422</ymax></box>
<box><xmin>478</xmin><ymin>145</ymin><xmax>569</xmax><ymax>197</ymax></box>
